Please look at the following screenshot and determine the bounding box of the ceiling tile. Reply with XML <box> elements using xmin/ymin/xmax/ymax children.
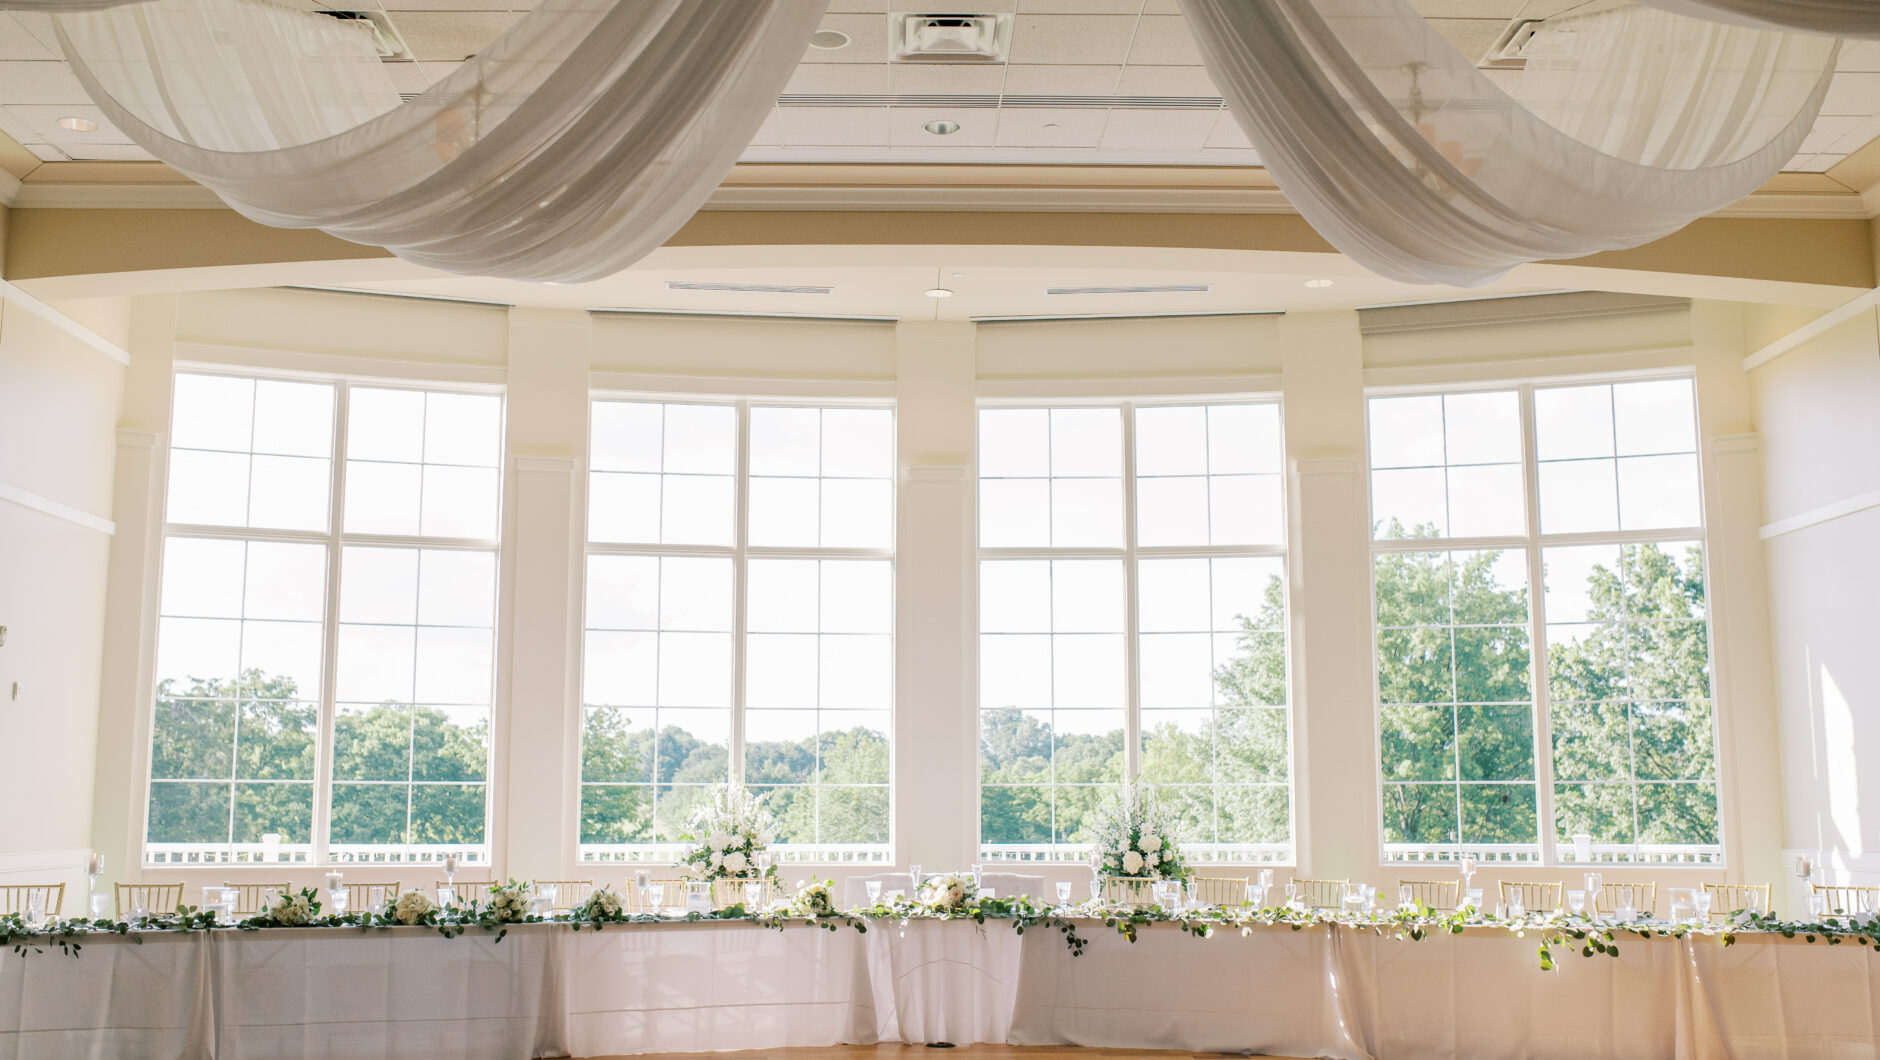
<box><xmin>994</xmin><ymin>107</ymin><xmax>1109</xmax><ymax>148</ymax></box>
<box><xmin>383</xmin><ymin>61</ymin><xmax>437</xmax><ymax>94</ymax></box>
<box><xmin>803</xmin><ymin>13</ymin><xmax>890</xmax><ymax>64</ymax></box>
<box><xmin>889</xmin><ymin>106</ymin><xmax>998</xmax><ymax>147</ymax></box>
<box><xmin>0</xmin><ymin>104</ymin><xmax>33</xmax><ymax>145</ymax></box>
<box><xmin>1204</xmin><ymin>111</ymin><xmax>1252</xmax><ymax>149</ymax></box>
<box><xmin>1142</xmin><ymin>0</ymin><xmax>1182</xmax><ymax>11</ymax></box>
<box><xmin>1800</xmin><ymin>115</ymin><xmax>1865</xmax><ymax>155</ymax></box>
<box><xmin>384</xmin><ymin>12</ymin><xmax>518</xmax><ymax>61</ymax></box>
<box><xmin>888</xmin><ymin>62</ymin><xmax>1009</xmax><ymax>94</ymax></box>
<box><xmin>827</xmin><ymin>0</ymin><xmax>888</xmax><ymax>10</ymax></box>
<box><xmin>1822</xmin><ymin>72</ymin><xmax>1880</xmax><ymax>117</ymax></box>
<box><xmin>1423</xmin><ymin>18</ymin><xmax>1506</xmax><ymax>62</ymax></box>
<box><xmin>4</xmin><ymin>12</ymin><xmax>57</xmax><ymax>53</ymax></box>
<box><xmin>61</xmin><ymin>143</ymin><xmax>154</xmax><ymax>161</ymax></box>
<box><xmin>1124</xmin><ymin>16</ymin><xmax>1202</xmax><ymax>66</ymax></box>
<box><xmin>382</xmin><ymin>0</ymin><xmax>520</xmax><ymax>10</ymax></box>
<box><xmin>6</xmin><ymin>103</ymin><xmax>132</xmax><ymax>146</ymax></box>
<box><xmin>0</xmin><ymin>61</ymin><xmax>91</xmax><ymax>105</ymax></box>
<box><xmin>0</xmin><ymin>16</ymin><xmax>54</xmax><ymax>60</ymax></box>
<box><xmin>893</xmin><ymin>0</ymin><xmax>1015</xmax><ymax>10</ymax></box>
<box><xmin>1839</xmin><ymin>41</ymin><xmax>1880</xmax><ymax>73</ymax></box>
<box><xmin>775</xmin><ymin>106</ymin><xmax>891</xmax><ymax>147</ymax></box>
<box><xmin>787</xmin><ymin>62</ymin><xmax>890</xmax><ymax>94</ymax></box>
<box><xmin>1115</xmin><ymin>65</ymin><xmax>1218</xmax><ymax>97</ymax></box>
<box><xmin>748</xmin><ymin>109</ymin><xmax>782</xmax><ymax>147</ymax></box>
<box><xmin>24</xmin><ymin>143</ymin><xmax>64</xmax><ymax>161</ymax></box>
<box><xmin>1001</xmin><ymin>64</ymin><xmax>1122</xmax><ymax>95</ymax></box>
<box><xmin>1008</xmin><ymin>14</ymin><xmax>1138</xmax><ymax>65</ymax></box>
<box><xmin>1016</xmin><ymin>0</ymin><xmax>1152</xmax><ymax>12</ymax></box>
<box><xmin>1097</xmin><ymin>107</ymin><xmax>1216</xmax><ymax>152</ymax></box>
<box><xmin>1827</xmin><ymin>112</ymin><xmax>1880</xmax><ymax>154</ymax></box>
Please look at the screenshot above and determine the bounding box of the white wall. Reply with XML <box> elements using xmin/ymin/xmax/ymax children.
<box><xmin>1747</xmin><ymin>304</ymin><xmax>1880</xmax><ymax>904</ymax></box>
<box><xmin>73</xmin><ymin>288</ymin><xmax>1782</xmax><ymax>904</ymax></box>
<box><xmin>0</xmin><ymin>298</ymin><xmax>126</xmax><ymax>907</ymax></box>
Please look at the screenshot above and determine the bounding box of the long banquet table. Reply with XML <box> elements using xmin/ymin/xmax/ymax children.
<box><xmin>3</xmin><ymin>917</ymin><xmax>1878</xmax><ymax>1059</ymax></box>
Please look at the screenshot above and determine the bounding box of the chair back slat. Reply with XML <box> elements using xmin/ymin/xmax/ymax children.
<box><xmin>0</xmin><ymin>884</ymin><xmax>64</xmax><ymax>916</ymax></box>
<box><xmin>1189</xmin><ymin>876</ymin><xmax>1252</xmax><ymax>907</ymax></box>
<box><xmin>343</xmin><ymin>882</ymin><xmax>402</xmax><ymax>912</ymax></box>
<box><xmin>532</xmin><ymin>880</ymin><xmax>595</xmax><ymax>911</ymax></box>
<box><xmin>1595</xmin><ymin>882</ymin><xmax>1657</xmax><ymax>917</ymax></box>
<box><xmin>1292</xmin><ymin>877</ymin><xmax>1349</xmax><ymax>910</ymax></box>
<box><xmin>221</xmin><ymin>883</ymin><xmax>292</xmax><ymax>916</ymax></box>
<box><xmin>1812</xmin><ymin>884</ymin><xmax>1878</xmax><ymax>915</ymax></box>
<box><xmin>1706</xmin><ymin>882</ymin><xmax>1772</xmax><ymax>920</ymax></box>
<box><xmin>1497</xmin><ymin>881</ymin><xmax>1563</xmax><ymax>913</ymax></box>
<box><xmin>1397</xmin><ymin>879</ymin><xmax>1461</xmax><ymax>912</ymax></box>
<box><xmin>115</xmin><ymin>882</ymin><xmax>183</xmax><ymax>918</ymax></box>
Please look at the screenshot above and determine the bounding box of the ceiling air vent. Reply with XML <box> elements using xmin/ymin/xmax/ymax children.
<box><xmin>316</xmin><ymin>10</ymin><xmax>411</xmax><ymax>60</ymax></box>
<box><xmin>893</xmin><ymin>14</ymin><xmax>1012</xmax><ymax>62</ymax></box>
<box><xmin>1046</xmin><ymin>284</ymin><xmax>1212</xmax><ymax>296</ymax></box>
<box><xmin>666</xmin><ymin>282</ymin><xmax>834</xmax><ymax>295</ymax></box>
<box><xmin>1482</xmin><ymin>17</ymin><xmax>1545</xmax><ymax>69</ymax></box>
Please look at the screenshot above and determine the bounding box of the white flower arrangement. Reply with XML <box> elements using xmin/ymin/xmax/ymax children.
<box><xmin>920</xmin><ymin>871</ymin><xmax>978</xmax><ymax>912</ymax></box>
<box><xmin>267</xmin><ymin>888</ymin><xmax>319</xmax><ymax>926</ymax></box>
<box><xmin>793</xmin><ymin>879</ymin><xmax>837</xmax><ymax>917</ymax></box>
<box><xmin>580</xmin><ymin>886</ymin><xmax>626</xmax><ymax>920</ymax></box>
<box><xmin>1088</xmin><ymin>782</ymin><xmax>1188</xmax><ymax>880</ymax></box>
<box><xmin>486</xmin><ymin>880</ymin><xmax>531</xmax><ymax>924</ymax></box>
<box><xmin>679</xmin><ymin>784</ymin><xmax>779</xmax><ymax>882</ymax></box>
<box><xmin>391</xmin><ymin>889</ymin><xmax>434</xmax><ymax>926</ymax></box>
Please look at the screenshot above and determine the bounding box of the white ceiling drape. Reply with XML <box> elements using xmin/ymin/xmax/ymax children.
<box><xmin>1639</xmin><ymin>0</ymin><xmax>1880</xmax><ymax>39</ymax></box>
<box><xmin>52</xmin><ymin>0</ymin><xmax>828</xmax><ymax>282</ymax></box>
<box><xmin>1178</xmin><ymin>0</ymin><xmax>1837</xmax><ymax>285</ymax></box>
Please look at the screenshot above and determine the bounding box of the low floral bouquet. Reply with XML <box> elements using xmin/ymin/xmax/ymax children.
<box><xmin>265</xmin><ymin>888</ymin><xmax>322</xmax><ymax>926</ymax></box>
<box><xmin>793</xmin><ymin>879</ymin><xmax>836</xmax><ymax>917</ymax></box>
<box><xmin>578</xmin><ymin>886</ymin><xmax>627</xmax><ymax>921</ymax></box>
<box><xmin>679</xmin><ymin>785</ymin><xmax>779</xmax><ymax>882</ymax></box>
<box><xmin>920</xmin><ymin>871</ymin><xmax>978</xmax><ymax>912</ymax></box>
<box><xmin>485</xmin><ymin>880</ymin><xmax>531</xmax><ymax>924</ymax></box>
<box><xmin>1089</xmin><ymin>782</ymin><xmax>1187</xmax><ymax>880</ymax></box>
<box><xmin>389</xmin><ymin>889</ymin><xmax>435</xmax><ymax>926</ymax></box>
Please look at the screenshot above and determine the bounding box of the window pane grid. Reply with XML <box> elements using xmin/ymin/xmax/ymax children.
<box><xmin>1369</xmin><ymin>378</ymin><xmax>1719</xmax><ymax>868</ymax></box>
<box><xmin>582</xmin><ymin>400</ymin><xmax>894</xmax><ymax>865</ymax></box>
<box><xmin>979</xmin><ymin>402</ymin><xmax>1292</xmax><ymax>866</ymax></box>
<box><xmin>147</xmin><ymin>374</ymin><xmax>500</xmax><ymax>869</ymax></box>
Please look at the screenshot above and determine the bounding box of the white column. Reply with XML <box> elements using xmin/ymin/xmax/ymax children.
<box><xmin>1278</xmin><ymin>311</ymin><xmax>1376</xmax><ymax>880</ymax></box>
<box><xmin>498</xmin><ymin>308</ymin><xmax>590</xmax><ymax>882</ymax></box>
<box><xmin>893</xmin><ymin>322</ymin><xmax>978</xmax><ymax>870</ymax></box>
<box><xmin>1690</xmin><ymin>301</ymin><xmax>1784</xmax><ymax>889</ymax></box>
<box><xmin>90</xmin><ymin>295</ymin><xmax>178</xmax><ymax>889</ymax></box>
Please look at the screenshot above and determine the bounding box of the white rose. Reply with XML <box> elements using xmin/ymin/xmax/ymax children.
<box><xmin>393</xmin><ymin>889</ymin><xmax>434</xmax><ymax>925</ymax></box>
<box><xmin>1122</xmin><ymin>850</ymin><xmax>1145</xmax><ymax>875</ymax></box>
<box><xmin>723</xmin><ymin>851</ymin><xmax>748</xmax><ymax>874</ymax></box>
<box><xmin>709</xmin><ymin>831</ymin><xmax>731</xmax><ymax>852</ymax></box>
<box><xmin>1138</xmin><ymin>833</ymin><xmax>1159</xmax><ymax>853</ymax></box>
<box><xmin>710</xmin><ymin>851</ymin><xmax>725</xmax><ymax>869</ymax></box>
<box><xmin>1118</xmin><ymin>841</ymin><xmax>1130</xmax><ymax>854</ymax></box>
<box><xmin>1148</xmin><ymin>851</ymin><xmax>1161</xmax><ymax>867</ymax></box>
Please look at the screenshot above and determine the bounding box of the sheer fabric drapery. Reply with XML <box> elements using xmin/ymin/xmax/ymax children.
<box><xmin>53</xmin><ymin>0</ymin><xmax>828</xmax><ymax>281</ymax></box>
<box><xmin>1641</xmin><ymin>0</ymin><xmax>1880</xmax><ymax>39</ymax></box>
<box><xmin>1178</xmin><ymin>0</ymin><xmax>1836</xmax><ymax>285</ymax></box>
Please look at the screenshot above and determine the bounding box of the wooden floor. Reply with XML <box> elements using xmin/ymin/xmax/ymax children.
<box><xmin>581</xmin><ymin>1048</ymin><xmax>1301</xmax><ymax>1059</ymax></box>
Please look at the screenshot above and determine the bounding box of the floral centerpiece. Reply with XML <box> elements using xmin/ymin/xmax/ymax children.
<box><xmin>1089</xmin><ymin>782</ymin><xmax>1187</xmax><ymax>880</ymax></box>
<box><xmin>920</xmin><ymin>871</ymin><xmax>978</xmax><ymax>912</ymax></box>
<box><xmin>578</xmin><ymin>886</ymin><xmax>626</xmax><ymax>921</ymax></box>
<box><xmin>793</xmin><ymin>879</ymin><xmax>836</xmax><ymax>917</ymax></box>
<box><xmin>266</xmin><ymin>887</ymin><xmax>321</xmax><ymax>925</ymax></box>
<box><xmin>390</xmin><ymin>889</ymin><xmax>435</xmax><ymax>926</ymax></box>
<box><xmin>486</xmin><ymin>880</ymin><xmax>531</xmax><ymax>924</ymax></box>
<box><xmin>678</xmin><ymin>784</ymin><xmax>779</xmax><ymax>882</ymax></box>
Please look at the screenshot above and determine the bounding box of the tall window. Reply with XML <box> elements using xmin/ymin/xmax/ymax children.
<box><xmin>581</xmin><ymin>399</ymin><xmax>894</xmax><ymax>863</ymax></box>
<box><xmin>148</xmin><ymin>372</ymin><xmax>502</xmax><ymax>866</ymax></box>
<box><xmin>1368</xmin><ymin>378</ymin><xmax>1716</xmax><ymax>865</ymax></box>
<box><xmin>977</xmin><ymin>402</ymin><xmax>1292</xmax><ymax>864</ymax></box>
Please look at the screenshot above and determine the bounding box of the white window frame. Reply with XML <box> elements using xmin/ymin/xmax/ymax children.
<box><xmin>1365</xmin><ymin>371</ymin><xmax>1722</xmax><ymax>869</ymax></box>
<box><xmin>144</xmin><ymin>365</ymin><xmax>506</xmax><ymax>869</ymax></box>
<box><xmin>975</xmin><ymin>396</ymin><xmax>1295</xmax><ymax>867</ymax></box>
<box><xmin>578</xmin><ymin>393</ymin><xmax>898</xmax><ymax>866</ymax></box>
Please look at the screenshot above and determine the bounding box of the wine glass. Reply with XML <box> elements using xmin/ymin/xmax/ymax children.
<box><xmin>1399</xmin><ymin>884</ymin><xmax>1415</xmax><ymax>912</ymax></box>
<box><xmin>331</xmin><ymin>889</ymin><xmax>349</xmax><ymax>917</ymax></box>
<box><xmin>866</xmin><ymin>880</ymin><xmax>882</xmax><ymax>904</ymax></box>
<box><xmin>1246</xmin><ymin>882</ymin><xmax>1261</xmax><ymax>908</ymax></box>
<box><xmin>647</xmin><ymin>882</ymin><xmax>666</xmax><ymax>914</ymax></box>
<box><xmin>539</xmin><ymin>882</ymin><xmax>560</xmax><ymax>914</ymax></box>
<box><xmin>261</xmin><ymin>887</ymin><xmax>280</xmax><ymax>910</ymax></box>
<box><xmin>1056</xmin><ymin>880</ymin><xmax>1073</xmax><ymax>907</ymax></box>
<box><xmin>1464</xmin><ymin>888</ymin><xmax>1483</xmax><ymax>915</ymax></box>
<box><xmin>25</xmin><ymin>890</ymin><xmax>44</xmax><ymax>929</ymax></box>
<box><xmin>1257</xmin><ymin>869</ymin><xmax>1274</xmax><ymax>890</ymax></box>
<box><xmin>1087</xmin><ymin>878</ymin><xmax>1100</xmax><ymax>902</ymax></box>
<box><xmin>744</xmin><ymin>880</ymin><xmax>763</xmax><ymax>908</ymax></box>
<box><xmin>909</xmin><ymin>863</ymin><xmax>923</xmax><ymax>893</ymax></box>
<box><xmin>1567</xmin><ymin>890</ymin><xmax>1587</xmax><ymax>915</ymax></box>
<box><xmin>1692</xmin><ymin>891</ymin><xmax>1713</xmax><ymax>921</ymax></box>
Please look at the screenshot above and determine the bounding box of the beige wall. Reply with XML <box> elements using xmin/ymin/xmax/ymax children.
<box><xmin>0</xmin><ymin>299</ymin><xmax>126</xmax><ymax>903</ymax></box>
<box><xmin>54</xmin><ymin>287</ymin><xmax>1785</xmax><ymax>904</ymax></box>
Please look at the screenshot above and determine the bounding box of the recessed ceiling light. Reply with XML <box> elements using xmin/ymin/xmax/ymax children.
<box><xmin>924</xmin><ymin>288</ymin><xmax>954</xmax><ymax>299</ymax></box>
<box><xmin>809</xmin><ymin>29</ymin><xmax>850</xmax><ymax>49</ymax></box>
<box><xmin>1304</xmin><ymin>278</ymin><xmax>1335</xmax><ymax>288</ymax></box>
<box><xmin>58</xmin><ymin>116</ymin><xmax>98</xmax><ymax>133</ymax></box>
<box><xmin>923</xmin><ymin>119</ymin><xmax>961</xmax><ymax>136</ymax></box>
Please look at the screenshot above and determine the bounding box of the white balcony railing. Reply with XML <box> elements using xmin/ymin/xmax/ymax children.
<box><xmin>981</xmin><ymin>843</ymin><xmax>1295</xmax><ymax>865</ymax></box>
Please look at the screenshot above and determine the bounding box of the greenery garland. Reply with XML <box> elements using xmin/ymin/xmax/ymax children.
<box><xmin>9</xmin><ymin>899</ymin><xmax>1876</xmax><ymax>973</ymax></box>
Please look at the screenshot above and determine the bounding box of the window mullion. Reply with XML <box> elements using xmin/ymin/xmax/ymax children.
<box><xmin>1122</xmin><ymin>403</ymin><xmax>1142</xmax><ymax>784</ymax></box>
<box><xmin>730</xmin><ymin>400</ymin><xmax>751</xmax><ymax>790</ymax></box>
<box><xmin>311</xmin><ymin>379</ymin><xmax>350</xmax><ymax>866</ymax></box>
<box><xmin>1520</xmin><ymin>385</ymin><xmax>1558</xmax><ymax>869</ymax></box>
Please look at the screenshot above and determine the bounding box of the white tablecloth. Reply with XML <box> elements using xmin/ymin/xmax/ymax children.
<box><xmin>7</xmin><ymin>919</ymin><xmax>1880</xmax><ymax>1058</ymax></box>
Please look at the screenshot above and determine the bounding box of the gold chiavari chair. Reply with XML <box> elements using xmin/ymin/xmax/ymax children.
<box><xmin>1099</xmin><ymin>877</ymin><xmax>1162</xmax><ymax>906</ymax></box>
<box><xmin>1291</xmin><ymin>877</ymin><xmax>1349</xmax><ymax>910</ymax></box>
<box><xmin>1811</xmin><ymin>884</ymin><xmax>1879</xmax><ymax>916</ymax></box>
<box><xmin>433</xmin><ymin>879</ymin><xmax>492</xmax><ymax>903</ymax></box>
<box><xmin>0</xmin><ymin>883</ymin><xmax>64</xmax><ymax>916</ymax></box>
<box><xmin>631</xmin><ymin>879</ymin><xmax>687</xmax><ymax>913</ymax></box>
<box><xmin>1189</xmin><ymin>876</ymin><xmax>1253</xmax><ymax>907</ymax></box>
<box><xmin>534</xmin><ymin>880</ymin><xmax>596</xmax><ymax>911</ymax></box>
<box><xmin>1498</xmin><ymin>881</ymin><xmax>1563</xmax><ymax>914</ymax></box>
<box><xmin>1397</xmin><ymin>879</ymin><xmax>1461</xmax><ymax>913</ymax></box>
<box><xmin>1595</xmin><ymin>882</ymin><xmax>1657</xmax><ymax>918</ymax></box>
<box><xmin>708</xmin><ymin>878</ymin><xmax>768</xmax><ymax>910</ymax></box>
<box><xmin>116</xmin><ymin>882</ymin><xmax>183</xmax><ymax>918</ymax></box>
<box><xmin>344</xmin><ymin>882</ymin><xmax>402</xmax><ymax>913</ymax></box>
<box><xmin>1706</xmin><ymin>882</ymin><xmax>1772</xmax><ymax>919</ymax></box>
<box><xmin>222</xmin><ymin>882</ymin><xmax>292</xmax><ymax>916</ymax></box>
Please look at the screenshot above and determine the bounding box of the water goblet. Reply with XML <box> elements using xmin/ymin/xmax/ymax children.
<box><xmin>1246</xmin><ymin>882</ymin><xmax>1261</xmax><ymax>907</ymax></box>
<box><xmin>1398</xmin><ymin>884</ymin><xmax>1416</xmax><ymax>912</ymax></box>
<box><xmin>539</xmin><ymin>882</ymin><xmax>560</xmax><ymax>913</ymax></box>
<box><xmin>1692</xmin><ymin>891</ymin><xmax>1713</xmax><ymax>921</ymax></box>
<box><xmin>1342</xmin><ymin>882</ymin><xmax>1364</xmax><ymax>914</ymax></box>
<box><xmin>648</xmin><ymin>883</ymin><xmax>666</xmax><ymax>914</ymax></box>
<box><xmin>261</xmin><ymin>887</ymin><xmax>280</xmax><ymax>911</ymax></box>
<box><xmin>1257</xmin><ymin>869</ymin><xmax>1274</xmax><ymax>889</ymax></box>
<box><xmin>1617</xmin><ymin>901</ymin><xmax>1636</xmax><ymax>922</ymax></box>
<box><xmin>866</xmin><ymin>880</ymin><xmax>883</xmax><ymax>904</ymax></box>
<box><xmin>1087</xmin><ymin>879</ymin><xmax>1101</xmax><ymax>902</ymax></box>
<box><xmin>25</xmin><ymin>891</ymin><xmax>43</xmax><ymax>929</ymax></box>
<box><xmin>1810</xmin><ymin>892</ymin><xmax>1829</xmax><ymax>919</ymax></box>
<box><xmin>1361</xmin><ymin>884</ymin><xmax>1378</xmax><ymax>912</ymax></box>
<box><xmin>330</xmin><ymin>889</ymin><xmax>349</xmax><ymax>917</ymax></box>
<box><xmin>131</xmin><ymin>897</ymin><xmax>149</xmax><ymax>921</ymax></box>
<box><xmin>1056</xmin><ymin>880</ymin><xmax>1073</xmax><ymax>907</ymax></box>
<box><xmin>1284</xmin><ymin>881</ymin><xmax>1299</xmax><ymax>909</ymax></box>
<box><xmin>1463</xmin><ymin>888</ymin><xmax>1483</xmax><ymax>915</ymax></box>
<box><xmin>1507</xmin><ymin>897</ymin><xmax>1525</xmax><ymax>918</ymax></box>
<box><xmin>909</xmin><ymin>863</ymin><xmax>923</xmax><ymax>893</ymax></box>
<box><xmin>90</xmin><ymin>892</ymin><xmax>108</xmax><ymax>918</ymax></box>
<box><xmin>438</xmin><ymin>885</ymin><xmax>457</xmax><ymax>908</ymax></box>
<box><xmin>1567</xmin><ymin>890</ymin><xmax>1587</xmax><ymax>915</ymax></box>
<box><xmin>1744</xmin><ymin>889</ymin><xmax>1763</xmax><ymax>916</ymax></box>
<box><xmin>744</xmin><ymin>880</ymin><xmax>763</xmax><ymax>908</ymax></box>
